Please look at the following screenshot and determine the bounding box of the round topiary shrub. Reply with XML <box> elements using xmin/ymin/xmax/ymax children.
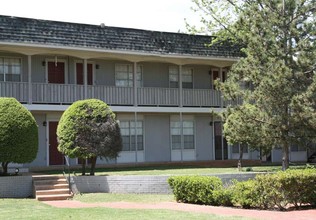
<box><xmin>0</xmin><ymin>97</ymin><xmax>38</xmax><ymax>175</ymax></box>
<box><xmin>57</xmin><ymin>99</ymin><xmax>122</xmax><ymax>175</ymax></box>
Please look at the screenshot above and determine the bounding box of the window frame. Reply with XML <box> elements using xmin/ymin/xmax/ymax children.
<box><xmin>170</xmin><ymin>119</ymin><xmax>195</xmax><ymax>150</ymax></box>
<box><xmin>169</xmin><ymin>66</ymin><xmax>194</xmax><ymax>89</ymax></box>
<box><xmin>0</xmin><ymin>56</ymin><xmax>22</xmax><ymax>82</ymax></box>
<box><xmin>115</xmin><ymin>64</ymin><xmax>142</xmax><ymax>87</ymax></box>
<box><xmin>120</xmin><ymin>120</ymin><xmax>144</xmax><ymax>152</ymax></box>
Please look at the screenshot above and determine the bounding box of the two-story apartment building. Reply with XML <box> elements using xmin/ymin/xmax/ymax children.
<box><xmin>0</xmin><ymin>15</ymin><xmax>310</xmax><ymax>168</ymax></box>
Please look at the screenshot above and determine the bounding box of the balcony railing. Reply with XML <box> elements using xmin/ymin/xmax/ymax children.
<box><xmin>0</xmin><ymin>82</ymin><xmax>235</xmax><ymax>107</ymax></box>
<box><xmin>183</xmin><ymin>89</ymin><xmax>221</xmax><ymax>107</ymax></box>
<box><xmin>137</xmin><ymin>87</ymin><xmax>179</xmax><ymax>106</ymax></box>
<box><xmin>87</xmin><ymin>85</ymin><xmax>134</xmax><ymax>105</ymax></box>
<box><xmin>0</xmin><ymin>81</ymin><xmax>28</xmax><ymax>102</ymax></box>
<box><xmin>32</xmin><ymin>83</ymin><xmax>84</xmax><ymax>104</ymax></box>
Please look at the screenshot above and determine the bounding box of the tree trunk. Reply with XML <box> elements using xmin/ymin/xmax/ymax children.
<box><xmin>238</xmin><ymin>145</ymin><xmax>243</xmax><ymax>171</ymax></box>
<box><xmin>81</xmin><ymin>158</ymin><xmax>86</xmax><ymax>176</ymax></box>
<box><xmin>1</xmin><ymin>162</ymin><xmax>9</xmax><ymax>175</ymax></box>
<box><xmin>282</xmin><ymin>143</ymin><xmax>290</xmax><ymax>171</ymax></box>
<box><xmin>89</xmin><ymin>156</ymin><xmax>97</xmax><ymax>176</ymax></box>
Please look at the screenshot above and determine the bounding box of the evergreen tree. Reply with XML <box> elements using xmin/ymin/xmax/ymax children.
<box><xmin>192</xmin><ymin>0</ymin><xmax>316</xmax><ymax>169</ymax></box>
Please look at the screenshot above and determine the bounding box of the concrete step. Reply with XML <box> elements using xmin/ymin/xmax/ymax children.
<box><xmin>33</xmin><ymin>179</ymin><xmax>67</xmax><ymax>185</ymax></box>
<box><xmin>34</xmin><ymin>183</ymin><xmax>69</xmax><ymax>190</ymax></box>
<box><xmin>32</xmin><ymin>175</ymin><xmax>64</xmax><ymax>181</ymax></box>
<box><xmin>36</xmin><ymin>194</ymin><xmax>72</xmax><ymax>201</ymax></box>
<box><xmin>36</xmin><ymin>188</ymin><xmax>70</xmax><ymax>196</ymax></box>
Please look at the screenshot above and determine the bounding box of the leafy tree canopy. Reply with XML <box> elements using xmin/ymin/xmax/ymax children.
<box><xmin>57</xmin><ymin>99</ymin><xmax>122</xmax><ymax>175</ymax></box>
<box><xmin>0</xmin><ymin>97</ymin><xmax>38</xmax><ymax>175</ymax></box>
<box><xmin>192</xmin><ymin>0</ymin><xmax>316</xmax><ymax>169</ymax></box>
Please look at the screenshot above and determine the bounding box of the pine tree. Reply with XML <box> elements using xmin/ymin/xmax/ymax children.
<box><xmin>192</xmin><ymin>0</ymin><xmax>316</xmax><ymax>169</ymax></box>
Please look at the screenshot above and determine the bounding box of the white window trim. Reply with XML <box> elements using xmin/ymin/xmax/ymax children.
<box><xmin>115</xmin><ymin>63</ymin><xmax>143</xmax><ymax>87</ymax></box>
<box><xmin>170</xmin><ymin>115</ymin><xmax>195</xmax><ymax>150</ymax></box>
<box><xmin>0</xmin><ymin>56</ymin><xmax>23</xmax><ymax>82</ymax></box>
<box><xmin>120</xmin><ymin>120</ymin><xmax>144</xmax><ymax>152</ymax></box>
<box><xmin>169</xmin><ymin>66</ymin><xmax>194</xmax><ymax>89</ymax></box>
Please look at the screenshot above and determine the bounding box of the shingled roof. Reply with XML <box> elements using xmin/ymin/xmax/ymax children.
<box><xmin>0</xmin><ymin>15</ymin><xmax>241</xmax><ymax>58</ymax></box>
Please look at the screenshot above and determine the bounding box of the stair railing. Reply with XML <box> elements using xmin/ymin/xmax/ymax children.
<box><xmin>63</xmin><ymin>155</ymin><xmax>72</xmax><ymax>194</ymax></box>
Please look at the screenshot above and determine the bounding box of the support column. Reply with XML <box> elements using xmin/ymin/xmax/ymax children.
<box><xmin>219</xmin><ymin>67</ymin><xmax>224</xmax><ymax>160</ymax></box>
<box><xmin>180</xmin><ymin>112</ymin><xmax>183</xmax><ymax>162</ymax></box>
<box><xmin>83</xmin><ymin>59</ymin><xmax>88</xmax><ymax>99</ymax></box>
<box><xmin>27</xmin><ymin>55</ymin><xmax>32</xmax><ymax>104</ymax></box>
<box><xmin>133</xmin><ymin>62</ymin><xmax>138</xmax><ymax>106</ymax></box>
<box><xmin>212</xmin><ymin>113</ymin><xmax>215</xmax><ymax>160</ymax></box>
<box><xmin>134</xmin><ymin>112</ymin><xmax>138</xmax><ymax>163</ymax></box>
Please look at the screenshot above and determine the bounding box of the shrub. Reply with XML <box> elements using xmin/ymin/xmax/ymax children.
<box><xmin>57</xmin><ymin>99</ymin><xmax>122</xmax><ymax>175</ymax></box>
<box><xmin>213</xmin><ymin>188</ymin><xmax>234</xmax><ymax>206</ymax></box>
<box><xmin>0</xmin><ymin>97</ymin><xmax>38</xmax><ymax>175</ymax></box>
<box><xmin>231</xmin><ymin>179</ymin><xmax>259</xmax><ymax>208</ymax></box>
<box><xmin>168</xmin><ymin>176</ymin><xmax>223</xmax><ymax>205</ymax></box>
<box><xmin>233</xmin><ymin>168</ymin><xmax>316</xmax><ymax>210</ymax></box>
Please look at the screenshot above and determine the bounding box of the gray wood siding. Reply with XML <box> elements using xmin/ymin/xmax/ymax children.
<box><xmin>144</xmin><ymin>115</ymin><xmax>171</xmax><ymax>162</ymax></box>
<box><xmin>191</xmin><ymin>65</ymin><xmax>212</xmax><ymax>89</ymax></box>
<box><xmin>27</xmin><ymin>114</ymin><xmax>47</xmax><ymax>167</ymax></box>
<box><xmin>195</xmin><ymin>116</ymin><xmax>214</xmax><ymax>161</ymax></box>
<box><xmin>32</xmin><ymin>55</ymin><xmax>48</xmax><ymax>83</ymax></box>
<box><xmin>95</xmin><ymin>60</ymin><xmax>117</xmax><ymax>86</ymax></box>
<box><xmin>142</xmin><ymin>62</ymin><xmax>169</xmax><ymax>88</ymax></box>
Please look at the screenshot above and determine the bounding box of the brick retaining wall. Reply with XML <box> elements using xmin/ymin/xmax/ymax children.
<box><xmin>0</xmin><ymin>173</ymin><xmax>260</xmax><ymax>198</ymax></box>
<box><xmin>71</xmin><ymin>173</ymin><xmax>259</xmax><ymax>194</ymax></box>
<box><xmin>0</xmin><ymin>175</ymin><xmax>33</xmax><ymax>198</ymax></box>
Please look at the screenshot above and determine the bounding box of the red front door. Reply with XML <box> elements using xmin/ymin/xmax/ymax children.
<box><xmin>49</xmin><ymin>121</ymin><xmax>64</xmax><ymax>165</ymax></box>
<box><xmin>76</xmin><ymin>63</ymin><xmax>93</xmax><ymax>85</ymax></box>
<box><xmin>48</xmin><ymin>62</ymin><xmax>65</xmax><ymax>84</ymax></box>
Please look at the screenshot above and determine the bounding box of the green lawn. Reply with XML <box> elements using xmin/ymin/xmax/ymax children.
<box><xmin>0</xmin><ymin>198</ymin><xmax>252</xmax><ymax>220</ymax></box>
<box><xmin>74</xmin><ymin>193</ymin><xmax>175</xmax><ymax>203</ymax></box>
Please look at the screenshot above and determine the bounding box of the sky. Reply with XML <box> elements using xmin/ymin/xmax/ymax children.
<box><xmin>0</xmin><ymin>0</ymin><xmax>202</xmax><ymax>33</ymax></box>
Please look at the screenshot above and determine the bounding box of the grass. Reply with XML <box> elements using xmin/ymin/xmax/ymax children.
<box><xmin>35</xmin><ymin>164</ymin><xmax>309</xmax><ymax>176</ymax></box>
<box><xmin>0</xmin><ymin>198</ymin><xmax>252</xmax><ymax>220</ymax></box>
<box><xmin>74</xmin><ymin>193</ymin><xmax>175</xmax><ymax>203</ymax></box>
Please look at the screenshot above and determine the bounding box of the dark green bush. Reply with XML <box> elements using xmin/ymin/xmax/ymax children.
<box><xmin>0</xmin><ymin>97</ymin><xmax>38</xmax><ymax>174</ymax></box>
<box><xmin>168</xmin><ymin>169</ymin><xmax>316</xmax><ymax>210</ymax></box>
<box><xmin>231</xmin><ymin>179</ymin><xmax>259</xmax><ymax>208</ymax></box>
<box><xmin>168</xmin><ymin>176</ymin><xmax>223</xmax><ymax>205</ymax></box>
<box><xmin>213</xmin><ymin>188</ymin><xmax>234</xmax><ymax>206</ymax></box>
<box><xmin>252</xmin><ymin>168</ymin><xmax>316</xmax><ymax>210</ymax></box>
<box><xmin>233</xmin><ymin>168</ymin><xmax>316</xmax><ymax>210</ymax></box>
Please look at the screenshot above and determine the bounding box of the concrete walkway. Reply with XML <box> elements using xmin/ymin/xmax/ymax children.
<box><xmin>43</xmin><ymin>200</ymin><xmax>316</xmax><ymax>220</ymax></box>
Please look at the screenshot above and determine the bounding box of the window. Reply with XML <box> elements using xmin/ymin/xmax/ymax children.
<box><xmin>0</xmin><ymin>57</ymin><xmax>21</xmax><ymax>82</ymax></box>
<box><xmin>291</xmin><ymin>144</ymin><xmax>305</xmax><ymax>152</ymax></box>
<box><xmin>169</xmin><ymin>66</ymin><xmax>179</xmax><ymax>88</ymax></box>
<box><xmin>171</xmin><ymin>120</ymin><xmax>194</xmax><ymax>150</ymax></box>
<box><xmin>182</xmin><ymin>67</ymin><xmax>193</xmax><ymax>89</ymax></box>
<box><xmin>169</xmin><ymin>66</ymin><xmax>193</xmax><ymax>88</ymax></box>
<box><xmin>115</xmin><ymin>64</ymin><xmax>142</xmax><ymax>87</ymax></box>
<box><xmin>232</xmin><ymin>144</ymin><xmax>248</xmax><ymax>154</ymax></box>
<box><xmin>171</xmin><ymin>121</ymin><xmax>181</xmax><ymax>149</ymax></box>
<box><xmin>120</xmin><ymin>121</ymin><xmax>143</xmax><ymax>151</ymax></box>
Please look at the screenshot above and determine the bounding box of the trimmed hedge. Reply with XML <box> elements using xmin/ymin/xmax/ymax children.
<box><xmin>168</xmin><ymin>168</ymin><xmax>316</xmax><ymax>210</ymax></box>
<box><xmin>168</xmin><ymin>176</ymin><xmax>222</xmax><ymax>205</ymax></box>
<box><xmin>0</xmin><ymin>97</ymin><xmax>38</xmax><ymax>174</ymax></box>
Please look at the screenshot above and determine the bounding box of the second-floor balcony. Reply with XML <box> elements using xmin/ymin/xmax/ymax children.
<box><xmin>0</xmin><ymin>81</ymin><xmax>239</xmax><ymax>107</ymax></box>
